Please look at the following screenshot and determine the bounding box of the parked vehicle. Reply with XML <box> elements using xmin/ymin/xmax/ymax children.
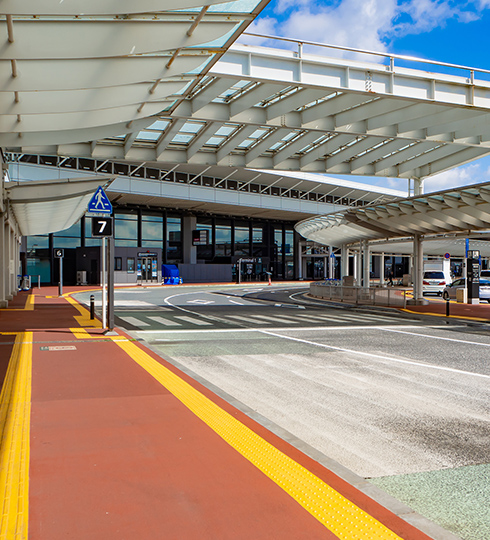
<box><xmin>442</xmin><ymin>278</ymin><xmax>490</xmax><ymax>302</ymax></box>
<box><xmin>423</xmin><ymin>271</ymin><xmax>448</xmax><ymax>296</ymax></box>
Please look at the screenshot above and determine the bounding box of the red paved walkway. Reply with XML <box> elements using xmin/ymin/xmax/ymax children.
<box><xmin>0</xmin><ymin>287</ymin><xmax>462</xmax><ymax>539</ymax></box>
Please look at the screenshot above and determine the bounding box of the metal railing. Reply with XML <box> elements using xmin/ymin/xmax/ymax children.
<box><xmin>310</xmin><ymin>281</ymin><xmax>408</xmax><ymax>308</ymax></box>
<box><xmin>242</xmin><ymin>32</ymin><xmax>490</xmax><ymax>83</ymax></box>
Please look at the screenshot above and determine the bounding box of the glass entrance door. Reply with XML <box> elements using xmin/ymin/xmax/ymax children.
<box><xmin>137</xmin><ymin>257</ymin><xmax>158</xmax><ymax>283</ymax></box>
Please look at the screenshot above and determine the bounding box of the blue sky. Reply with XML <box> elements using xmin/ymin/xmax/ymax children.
<box><xmin>243</xmin><ymin>0</ymin><xmax>490</xmax><ymax>193</ymax></box>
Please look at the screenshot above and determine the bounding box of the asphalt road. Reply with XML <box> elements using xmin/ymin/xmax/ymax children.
<box><xmin>76</xmin><ymin>284</ymin><xmax>490</xmax><ymax>540</ymax></box>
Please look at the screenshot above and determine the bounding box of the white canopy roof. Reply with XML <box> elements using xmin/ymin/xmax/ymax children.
<box><xmin>296</xmin><ymin>181</ymin><xmax>490</xmax><ymax>247</ymax></box>
<box><xmin>0</xmin><ymin>1</ymin><xmax>267</xmax><ymax>147</ymax></box>
<box><xmin>5</xmin><ymin>177</ymin><xmax>113</xmax><ymax>236</ymax></box>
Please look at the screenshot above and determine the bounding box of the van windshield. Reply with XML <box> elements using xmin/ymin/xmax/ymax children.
<box><xmin>424</xmin><ymin>271</ymin><xmax>445</xmax><ymax>279</ymax></box>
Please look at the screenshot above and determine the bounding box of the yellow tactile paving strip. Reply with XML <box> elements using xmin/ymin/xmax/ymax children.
<box><xmin>64</xmin><ymin>295</ymin><xmax>101</xmax><ymax>328</ymax></box>
<box><xmin>0</xmin><ymin>294</ymin><xmax>35</xmax><ymax>312</ymax></box>
<box><xmin>114</xmin><ymin>338</ymin><xmax>402</xmax><ymax>539</ymax></box>
<box><xmin>0</xmin><ymin>332</ymin><xmax>32</xmax><ymax>540</ymax></box>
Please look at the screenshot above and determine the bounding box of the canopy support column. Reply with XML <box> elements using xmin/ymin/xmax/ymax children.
<box><xmin>363</xmin><ymin>241</ymin><xmax>370</xmax><ymax>288</ymax></box>
<box><xmin>408</xmin><ymin>233</ymin><xmax>428</xmax><ymax>305</ymax></box>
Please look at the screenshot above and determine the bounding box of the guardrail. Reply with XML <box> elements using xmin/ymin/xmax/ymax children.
<box><xmin>242</xmin><ymin>32</ymin><xmax>490</xmax><ymax>83</ymax></box>
<box><xmin>310</xmin><ymin>282</ymin><xmax>408</xmax><ymax>308</ymax></box>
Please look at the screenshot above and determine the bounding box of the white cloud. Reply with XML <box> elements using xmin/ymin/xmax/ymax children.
<box><xmin>424</xmin><ymin>161</ymin><xmax>490</xmax><ymax>192</ymax></box>
<box><xmin>245</xmin><ymin>0</ymin><xmax>488</xmax><ymax>52</ymax></box>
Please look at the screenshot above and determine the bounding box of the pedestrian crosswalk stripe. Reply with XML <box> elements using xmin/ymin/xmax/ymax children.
<box><xmin>227</xmin><ymin>315</ymin><xmax>270</xmax><ymax>324</ymax></box>
<box><xmin>175</xmin><ymin>316</ymin><xmax>212</xmax><ymax>326</ymax></box>
<box><xmin>120</xmin><ymin>316</ymin><xmax>150</xmax><ymax>327</ymax></box>
<box><xmin>148</xmin><ymin>316</ymin><xmax>181</xmax><ymax>326</ymax></box>
<box><xmin>250</xmin><ymin>314</ymin><xmax>300</xmax><ymax>324</ymax></box>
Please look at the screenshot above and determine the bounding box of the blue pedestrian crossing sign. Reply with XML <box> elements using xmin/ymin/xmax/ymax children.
<box><xmin>87</xmin><ymin>186</ymin><xmax>112</xmax><ymax>215</ymax></box>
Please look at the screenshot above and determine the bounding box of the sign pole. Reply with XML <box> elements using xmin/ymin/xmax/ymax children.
<box><xmin>58</xmin><ymin>256</ymin><xmax>63</xmax><ymax>297</ymax></box>
<box><xmin>102</xmin><ymin>237</ymin><xmax>107</xmax><ymax>329</ymax></box>
<box><xmin>107</xmin><ymin>236</ymin><xmax>115</xmax><ymax>332</ymax></box>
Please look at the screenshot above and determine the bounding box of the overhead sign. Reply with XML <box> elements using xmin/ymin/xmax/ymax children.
<box><xmin>53</xmin><ymin>248</ymin><xmax>64</xmax><ymax>258</ymax></box>
<box><xmin>92</xmin><ymin>217</ymin><xmax>113</xmax><ymax>237</ymax></box>
<box><xmin>87</xmin><ymin>186</ymin><xmax>113</xmax><ymax>215</ymax></box>
<box><xmin>192</xmin><ymin>229</ymin><xmax>209</xmax><ymax>246</ymax></box>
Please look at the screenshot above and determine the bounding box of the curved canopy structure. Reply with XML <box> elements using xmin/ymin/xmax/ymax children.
<box><xmin>295</xmin><ymin>181</ymin><xmax>490</xmax><ymax>247</ymax></box>
<box><xmin>0</xmin><ymin>1</ymin><xmax>266</xmax><ymax>147</ymax></box>
<box><xmin>5</xmin><ymin>176</ymin><xmax>113</xmax><ymax>236</ymax></box>
<box><xmin>15</xmin><ymin>38</ymin><xmax>490</xmax><ymax>185</ymax></box>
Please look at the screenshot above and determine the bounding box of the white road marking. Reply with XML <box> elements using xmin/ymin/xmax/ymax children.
<box><xmin>227</xmin><ymin>315</ymin><xmax>269</xmax><ymax>324</ymax></box>
<box><xmin>175</xmin><ymin>316</ymin><xmax>212</xmax><ymax>326</ymax></box>
<box><xmin>379</xmin><ymin>327</ymin><xmax>490</xmax><ymax>347</ymax></box>
<box><xmin>148</xmin><ymin>316</ymin><xmax>181</xmax><ymax>326</ymax></box>
<box><xmin>133</xmin><ymin>324</ymin><xmax>425</xmax><ymax>335</ymax></box>
<box><xmin>229</xmin><ymin>299</ymin><xmax>244</xmax><ymax>305</ymax></box>
<box><xmin>260</xmin><ymin>330</ymin><xmax>490</xmax><ymax>379</ymax></box>
<box><xmin>120</xmin><ymin>316</ymin><xmax>149</xmax><ymax>327</ymax></box>
<box><xmin>249</xmin><ymin>314</ymin><xmax>300</xmax><ymax>324</ymax></box>
<box><xmin>187</xmin><ymin>299</ymin><xmax>215</xmax><ymax>305</ymax></box>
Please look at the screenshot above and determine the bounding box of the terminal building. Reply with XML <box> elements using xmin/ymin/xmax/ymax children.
<box><xmin>3</xmin><ymin>0</ymin><xmax>490</xmax><ymax>305</ymax></box>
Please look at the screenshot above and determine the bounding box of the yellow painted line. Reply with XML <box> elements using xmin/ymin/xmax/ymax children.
<box><xmin>114</xmin><ymin>338</ymin><xmax>401</xmax><ymax>539</ymax></box>
<box><xmin>0</xmin><ymin>294</ymin><xmax>35</xmax><ymax>312</ymax></box>
<box><xmin>0</xmin><ymin>332</ymin><xmax>32</xmax><ymax>540</ymax></box>
<box><xmin>400</xmin><ymin>307</ymin><xmax>490</xmax><ymax>322</ymax></box>
<box><xmin>25</xmin><ymin>295</ymin><xmax>35</xmax><ymax>311</ymax></box>
<box><xmin>64</xmin><ymin>296</ymin><xmax>101</xmax><ymax>328</ymax></box>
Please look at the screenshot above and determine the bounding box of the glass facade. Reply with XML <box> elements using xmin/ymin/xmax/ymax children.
<box><xmin>25</xmin><ymin>208</ymin><xmax>297</xmax><ymax>283</ymax></box>
<box><xmin>215</xmin><ymin>219</ymin><xmax>231</xmax><ymax>258</ymax></box>
<box><xmin>115</xmin><ymin>212</ymin><xmax>138</xmax><ymax>247</ymax></box>
<box><xmin>235</xmin><ymin>223</ymin><xmax>249</xmax><ymax>257</ymax></box>
<box><xmin>142</xmin><ymin>214</ymin><xmax>163</xmax><ymax>248</ymax></box>
<box><xmin>196</xmin><ymin>219</ymin><xmax>213</xmax><ymax>260</ymax></box>
<box><xmin>167</xmin><ymin>216</ymin><xmax>182</xmax><ymax>263</ymax></box>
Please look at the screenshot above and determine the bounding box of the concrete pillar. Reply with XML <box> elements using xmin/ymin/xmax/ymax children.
<box><xmin>182</xmin><ymin>216</ymin><xmax>197</xmax><ymax>264</ymax></box>
<box><xmin>356</xmin><ymin>242</ymin><xmax>362</xmax><ymax>286</ymax></box>
<box><xmin>8</xmin><ymin>224</ymin><xmax>15</xmax><ymax>299</ymax></box>
<box><xmin>363</xmin><ymin>242</ymin><xmax>370</xmax><ymax>288</ymax></box>
<box><xmin>297</xmin><ymin>242</ymin><xmax>303</xmax><ymax>280</ymax></box>
<box><xmin>328</xmin><ymin>246</ymin><xmax>334</xmax><ymax>279</ymax></box>
<box><xmin>413</xmin><ymin>178</ymin><xmax>425</xmax><ymax>196</ymax></box>
<box><xmin>380</xmin><ymin>253</ymin><xmax>385</xmax><ymax>285</ymax></box>
<box><xmin>409</xmin><ymin>233</ymin><xmax>427</xmax><ymax>305</ymax></box>
<box><xmin>0</xmin><ymin>214</ymin><xmax>6</xmax><ymax>307</ymax></box>
<box><xmin>341</xmin><ymin>245</ymin><xmax>348</xmax><ymax>278</ymax></box>
<box><xmin>323</xmin><ymin>256</ymin><xmax>328</xmax><ymax>279</ymax></box>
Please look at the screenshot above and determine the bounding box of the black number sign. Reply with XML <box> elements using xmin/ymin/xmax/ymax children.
<box><xmin>92</xmin><ymin>217</ymin><xmax>113</xmax><ymax>237</ymax></box>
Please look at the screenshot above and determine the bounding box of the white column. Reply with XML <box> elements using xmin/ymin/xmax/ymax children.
<box><xmin>323</xmin><ymin>256</ymin><xmax>327</xmax><ymax>279</ymax></box>
<box><xmin>341</xmin><ymin>245</ymin><xmax>349</xmax><ymax>278</ymax></box>
<box><xmin>413</xmin><ymin>178</ymin><xmax>425</xmax><ymax>196</ymax></box>
<box><xmin>182</xmin><ymin>216</ymin><xmax>197</xmax><ymax>264</ymax></box>
<box><xmin>412</xmin><ymin>233</ymin><xmax>425</xmax><ymax>303</ymax></box>
<box><xmin>380</xmin><ymin>253</ymin><xmax>385</xmax><ymax>286</ymax></box>
<box><xmin>328</xmin><ymin>246</ymin><xmax>334</xmax><ymax>279</ymax></box>
<box><xmin>0</xmin><ymin>215</ymin><xmax>6</xmax><ymax>307</ymax></box>
<box><xmin>363</xmin><ymin>242</ymin><xmax>370</xmax><ymax>288</ymax></box>
<box><xmin>356</xmin><ymin>242</ymin><xmax>362</xmax><ymax>286</ymax></box>
<box><xmin>8</xmin><ymin>224</ymin><xmax>15</xmax><ymax>299</ymax></box>
<box><xmin>297</xmin><ymin>242</ymin><xmax>303</xmax><ymax>280</ymax></box>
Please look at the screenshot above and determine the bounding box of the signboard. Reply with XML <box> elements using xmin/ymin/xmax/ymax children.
<box><xmin>192</xmin><ymin>229</ymin><xmax>209</xmax><ymax>246</ymax></box>
<box><xmin>92</xmin><ymin>217</ymin><xmax>113</xmax><ymax>237</ymax></box>
<box><xmin>87</xmin><ymin>186</ymin><xmax>113</xmax><ymax>216</ymax></box>
<box><xmin>53</xmin><ymin>248</ymin><xmax>64</xmax><ymax>258</ymax></box>
<box><xmin>444</xmin><ymin>252</ymin><xmax>450</xmax><ymax>259</ymax></box>
<box><xmin>137</xmin><ymin>251</ymin><xmax>158</xmax><ymax>257</ymax></box>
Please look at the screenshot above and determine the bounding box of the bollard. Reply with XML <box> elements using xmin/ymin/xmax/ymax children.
<box><xmin>90</xmin><ymin>294</ymin><xmax>95</xmax><ymax>320</ymax></box>
<box><xmin>445</xmin><ymin>297</ymin><xmax>450</xmax><ymax>317</ymax></box>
